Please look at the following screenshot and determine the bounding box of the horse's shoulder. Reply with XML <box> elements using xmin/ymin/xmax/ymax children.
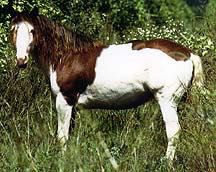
<box><xmin>55</xmin><ymin>43</ymin><xmax>106</xmax><ymax>105</ymax></box>
<box><xmin>130</xmin><ymin>39</ymin><xmax>191</xmax><ymax>61</ymax></box>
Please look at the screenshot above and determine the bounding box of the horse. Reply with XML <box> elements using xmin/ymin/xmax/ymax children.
<box><xmin>10</xmin><ymin>10</ymin><xmax>204</xmax><ymax>162</ymax></box>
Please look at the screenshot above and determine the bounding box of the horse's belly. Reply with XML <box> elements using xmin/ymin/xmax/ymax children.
<box><xmin>77</xmin><ymin>81</ymin><xmax>153</xmax><ymax>109</ymax></box>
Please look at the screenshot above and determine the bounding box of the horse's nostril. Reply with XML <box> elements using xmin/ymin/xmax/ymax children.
<box><xmin>18</xmin><ymin>63</ymin><xmax>27</xmax><ymax>69</ymax></box>
<box><xmin>16</xmin><ymin>58</ymin><xmax>27</xmax><ymax>69</ymax></box>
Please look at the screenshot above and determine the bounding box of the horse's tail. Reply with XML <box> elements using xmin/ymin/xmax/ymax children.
<box><xmin>190</xmin><ymin>53</ymin><xmax>204</xmax><ymax>89</ymax></box>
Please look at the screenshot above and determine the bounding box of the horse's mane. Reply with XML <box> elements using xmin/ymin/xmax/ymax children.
<box><xmin>12</xmin><ymin>12</ymin><xmax>105</xmax><ymax>70</ymax></box>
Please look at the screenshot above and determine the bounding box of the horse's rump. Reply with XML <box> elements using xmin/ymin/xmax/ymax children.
<box><xmin>131</xmin><ymin>39</ymin><xmax>192</xmax><ymax>61</ymax></box>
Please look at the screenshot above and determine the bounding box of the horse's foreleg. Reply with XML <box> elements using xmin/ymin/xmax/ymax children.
<box><xmin>56</xmin><ymin>93</ymin><xmax>73</xmax><ymax>145</ymax></box>
<box><xmin>157</xmin><ymin>96</ymin><xmax>180</xmax><ymax>161</ymax></box>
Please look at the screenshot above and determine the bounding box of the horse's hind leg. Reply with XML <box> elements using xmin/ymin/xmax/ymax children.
<box><xmin>156</xmin><ymin>93</ymin><xmax>181</xmax><ymax>161</ymax></box>
<box><xmin>56</xmin><ymin>93</ymin><xmax>73</xmax><ymax>146</ymax></box>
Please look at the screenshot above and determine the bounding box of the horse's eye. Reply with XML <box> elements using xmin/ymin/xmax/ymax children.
<box><xmin>30</xmin><ymin>29</ymin><xmax>35</xmax><ymax>35</ymax></box>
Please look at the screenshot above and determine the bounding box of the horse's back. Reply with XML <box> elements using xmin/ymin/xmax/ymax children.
<box><xmin>131</xmin><ymin>39</ymin><xmax>191</xmax><ymax>61</ymax></box>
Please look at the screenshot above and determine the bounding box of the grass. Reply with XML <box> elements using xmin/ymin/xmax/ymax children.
<box><xmin>0</xmin><ymin>53</ymin><xmax>216</xmax><ymax>172</ymax></box>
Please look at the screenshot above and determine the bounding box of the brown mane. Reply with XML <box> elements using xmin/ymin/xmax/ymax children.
<box><xmin>131</xmin><ymin>39</ymin><xmax>192</xmax><ymax>61</ymax></box>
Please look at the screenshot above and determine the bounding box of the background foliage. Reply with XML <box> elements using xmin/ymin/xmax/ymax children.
<box><xmin>0</xmin><ymin>0</ymin><xmax>216</xmax><ymax>171</ymax></box>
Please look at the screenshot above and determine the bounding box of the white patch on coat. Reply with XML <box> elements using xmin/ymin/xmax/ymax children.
<box><xmin>78</xmin><ymin>43</ymin><xmax>193</xmax><ymax>109</ymax></box>
<box><xmin>15</xmin><ymin>21</ymin><xmax>34</xmax><ymax>60</ymax></box>
<box><xmin>50</xmin><ymin>67</ymin><xmax>60</xmax><ymax>96</ymax></box>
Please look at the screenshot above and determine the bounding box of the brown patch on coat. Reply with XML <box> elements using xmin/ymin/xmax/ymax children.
<box><xmin>56</xmin><ymin>45</ymin><xmax>105</xmax><ymax>105</ymax></box>
<box><xmin>131</xmin><ymin>39</ymin><xmax>192</xmax><ymax>61</ymax></box>
<box><xmin>11</xmin><ymin>12</ymin><xmax>107</xmax><ymax>105</ymax></box>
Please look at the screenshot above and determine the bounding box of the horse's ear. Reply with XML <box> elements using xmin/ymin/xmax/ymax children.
<box><xmin>8</xmin><ymin>6</ymin><xmax>17</xmax><ymax>18</ymax></box>
<box><xmin>30</xmin><ymin>7</ymin><xmax>39</xmax><ymax>16</ymax></box>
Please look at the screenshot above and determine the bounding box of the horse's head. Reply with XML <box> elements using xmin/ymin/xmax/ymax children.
<box><xmin>11</xmin><ymin>20</ymin><xmax>35</xmax><ymax>69</ymax></box>
<box><xmin>10</xmin><ymin>7</ymin><xmax>39</xmax><ymax>69</ymax></box>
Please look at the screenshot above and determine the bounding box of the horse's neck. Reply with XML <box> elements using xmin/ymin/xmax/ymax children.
<box><xmin>34</xmin><ymin>42</ymin><xmax>101</xmax><ymax>74</ymax></box>
<box><xmin>33</xmin><ymin>24</ymin><xmax>105</xmax><ymax>75</ymax></box>
<box><xmin>31</xmin><ymin>46</ymin><xmax>50</xmax><ymax>75</ymax></box>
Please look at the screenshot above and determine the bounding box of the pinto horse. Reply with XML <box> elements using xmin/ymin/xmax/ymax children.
<box><xmin>10</xmin><ymin>11</ymin><xmax>204</xmax><ymax>161</ymax></box>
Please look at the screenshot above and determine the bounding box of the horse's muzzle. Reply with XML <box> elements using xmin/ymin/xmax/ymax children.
<box><xmin>16</xmin><ymin>57</ymin><xmax>28</xmax><ymax>69</ymax></box>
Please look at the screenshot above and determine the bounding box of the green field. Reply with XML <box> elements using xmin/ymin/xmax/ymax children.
<box><xmin>1</xmin><ymin>1</ymin><xmax>216</xmax><ymax>171</ymax></box>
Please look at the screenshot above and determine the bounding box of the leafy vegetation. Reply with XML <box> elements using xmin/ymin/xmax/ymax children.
<box><xmin>0</xmin><ymin>0</ymin><xmax>216</xmax><ymax>171</ymax></box>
